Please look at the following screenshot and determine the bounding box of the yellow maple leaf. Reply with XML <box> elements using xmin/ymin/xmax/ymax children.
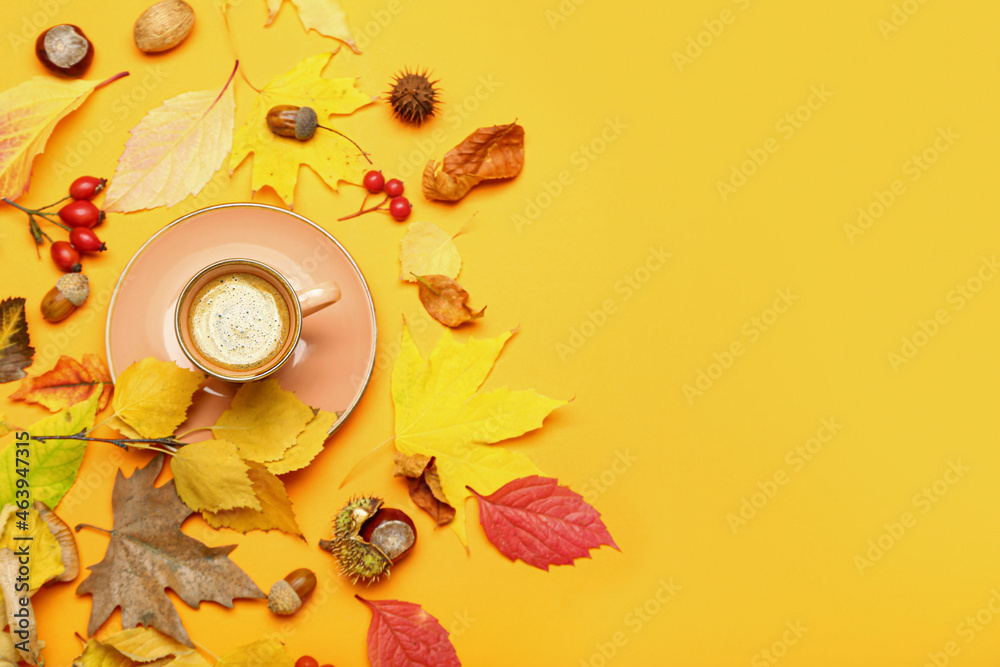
<box><xmin>399</xmin><ymin>221</ymin><xmax>463</xmax><ymax>283</ymax></box>
<box><xmin>392</xmin><ymin>325</ymin><xmax>567</xmax><ymax>543</ymax></box>
<box><xmin>265</xmin><ymin>409</ymin><xmax>338</xmax><ymax>475</ymax></box>
<box><xmin>202</xmin><ymin>461</ymin><xmax>302</xmax><ymax>537</ymax></box>
<box><xmin>171</xmin><ymin>440</ymin><xmax>258</xmax><ymax>513</ymax></box>
<box><xmin>266</xmin><ymin>0</ymin><xmax>358</xmax><ymax>52</ymax></box>
<box><xmin>211</xmin><ymin>379</ymin><xmax>314</xmax><ymax>463</ymax></box>
<box><xmin>0</xmin><ymin>72</ymin><xmax>127</xmax><ymax>200</ymax></box>
<box><xmin>111</xmin><ymin>358</ymin><xmax>205</xmax><ymax>439</ymax></box>
<box><xmin>230</xmin><ymin>52</ymin><xmax>373</xmax><ymax>206</ymax></box>
<box><xmin>104</xmin><ymin>64</ymin><xmax>237</xmax><ymax>212</ymax></box>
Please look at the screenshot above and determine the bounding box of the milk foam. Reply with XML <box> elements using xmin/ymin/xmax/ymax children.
<box><xmin>188</xmin><ymin>273</ymin><xmax>290</xmax><ymax>372</ymax></box>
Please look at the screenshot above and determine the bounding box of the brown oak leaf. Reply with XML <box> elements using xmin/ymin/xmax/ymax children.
<box><xmin>392</xmin><ymin>452</ymin><xmax>455</xmax><ymax>526</ymax></box>
<box><xmin>0</xmin><ymin>297</ymin><xmax>33</xmax><ymax>383</ymax></box>
<box><xmin>422</xmin><ymin>122</ymin><xmax>524</xmax><ymax>201</ymax></box>
<box><xmin>76</xmin><ymin>455</ymin><xmax>265</xmax><ymax>647</ymax></box>
<box><xmin>10</xmin><ymin>353</ymin><xmax>112</xmax><ymax>412</ymax></box>
<box><xmin>414</xmin><ymin>275</ymin><xmax>485</xmax><ymax>328</ymax></box>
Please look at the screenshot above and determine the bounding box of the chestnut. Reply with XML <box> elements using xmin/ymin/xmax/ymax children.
<box><xmin>359</xmin><ymin>508</ymin><xmax>417</xmax><ymax>564</ymax></box>
<box><xmin>36</xmin><ymin>25</ymin><xmax>94</xmax><ymax>77</ymax></box>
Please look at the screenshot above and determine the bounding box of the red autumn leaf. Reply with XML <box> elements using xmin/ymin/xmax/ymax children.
<box><xmin>468</xmin><ymin>475</ymin><xmax>618</xmax><ymax>571</ymax></box>
<box><xmin>356</xmin><ymin>596</ymin><xmax>461</xmax><ymax>667</ymax></box>
<box><xmin>9</xmin><ymin>353</ymin><xmax>113</xmax><ymax>412</ymax></box>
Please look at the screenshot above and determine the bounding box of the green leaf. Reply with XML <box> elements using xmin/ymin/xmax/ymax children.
<box><xmin>0</xmin><ymin>391</ymin><xmax>99</xmax><ymax>508</ymax></box>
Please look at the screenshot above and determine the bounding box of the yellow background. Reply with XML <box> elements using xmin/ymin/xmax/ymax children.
<box><xmin>2</xmin><ymin>0</ymin><xmax>999</xmax><ymax>665</ymax></box>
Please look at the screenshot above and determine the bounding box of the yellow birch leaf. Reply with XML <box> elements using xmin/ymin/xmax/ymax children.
<box><xmin>399</xmin><ymin>221</ymin><xmax>462</xmax><ymax>282</ymax></box>
<box><xmin>266</xmin><ymin>0</ymin><xmax>358</xmax><ymax>52</ymax></box>
<box><xmin>211</xmin><ymin>379</ymin><xmax>314</xmax><ymax>463</ymax></box>
<box><xmin>202</xmin><ymin>461</ymin><xmax>302</xmax><ymax>537</ymax></box>
<box><xmin>265</xmin><ymin>409</ymin><xmax>338</xmax><ymax>475</ymax></box>
<box><xmin>229</xmin><ymin>52</ymin><xmax>373</xmax><ymax>206</ymax></box>
<box><xmin>391</xmin><ymin>324</ymin><xmax>567</xmax><ymax>543</ymax></box>
<box><xmin>169</xmin><ymin>652</ymin><xmax>213</xmax><ymax>667</ymax></box>
<box><xmin>98</xmin><ymin>626</ymin><xmax>194</xmax><ymax>663</ymax></box>
<box><xmin>112</xmin><ymin>358</ymin><xmax>205</xmax><ymax>439</ymax></box>
<box><xmin>72</xmin><ymin>640</ymin><xmax>138</xmax><ymax>667</ymax></box>
<box><xmin>103</xmin><ymin>64</ymin><xmax>237</xmax><ymax>212</ymax></box>
<box><xmin>0</xmin><ymin>72</ymin><xmax>127</xmax><ymax>200</ymax></box>
<box><xmin>214</xmin><ymin>639</ymin><xmax>293</xmax><ymax>667</ymax></box>
<box><xmin>0</xmin><ymin>504</ymin><xmax>64</xmax><ymax>593</ymax></box>
<box><xmin>171</xmin><ymin>440</ymin><xmax>258</xmax><ymax>513</ymax></box>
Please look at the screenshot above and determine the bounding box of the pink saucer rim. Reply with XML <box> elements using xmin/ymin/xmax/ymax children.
<box><xmin>104</xmin><ymin>201</ymin><xmax>378</xmax><ymax>436</ymax></box>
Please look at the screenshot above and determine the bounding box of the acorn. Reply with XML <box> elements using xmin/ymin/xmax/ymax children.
<box><xmin>266</xmin><ymin>105</ymin><xmax>319</xmax><ymax>141</ymax></box>
<box><xmin>386</xmin><ymin>69</ymin><xmax>440</xmax><ymax>126</ymax></box>
<box><xmin>40</xmin><ymin>273</ymin><xmax>89</xmax><ymax>322</ymax></box>
<box><xmin>267</xmin><ymin>568</ymin><xmax>317</xmax><ymax>615</ymax></box>
<box><xmin>36</xmin><ymin>25</ymin><xmax>94</xmax><ymax>77</ymax></box>
<box><xmin>319</xmin><ymin>497</ymin><xmax>416</xmax><ymax>584</ymax></box>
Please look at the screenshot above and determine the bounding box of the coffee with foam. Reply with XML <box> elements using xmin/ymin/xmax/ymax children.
<box><xmin>187</xmin><ymin>272</ymin><xmax>291</xmax><ymax>372</ymax></box>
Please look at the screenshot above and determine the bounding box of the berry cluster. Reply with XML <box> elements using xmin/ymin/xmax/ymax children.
<box><xmin>3</xmin><ymin>175</ymin><xmax>108</xmax><ymax>272</ymax></box>
<box><xmin>295</xmin><ymin>656</ymin><xmax>335</xmax><ymax>667</ymax></box>
<box><xmin>339</xmin><ymin>170</ymin><xmax>412</xmax><ymax>222</ymax></box>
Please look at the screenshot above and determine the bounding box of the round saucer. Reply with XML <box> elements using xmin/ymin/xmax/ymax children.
<box><xmin>105</xmin><ymin>203</ymin><xmax>377</xmax><ymax>436</ymax></box>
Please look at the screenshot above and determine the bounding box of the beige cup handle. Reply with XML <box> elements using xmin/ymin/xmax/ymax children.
<box><xmin>297</xmin><ymin>281</ymin><xmax>341</xmax><ymax>317</ymax></box>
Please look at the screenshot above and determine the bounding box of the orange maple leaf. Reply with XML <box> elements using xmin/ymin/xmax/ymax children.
<box><xmin>9</xmin><ymin>353</ymin><xmax>113</xmax><ymax>412</ymax></box>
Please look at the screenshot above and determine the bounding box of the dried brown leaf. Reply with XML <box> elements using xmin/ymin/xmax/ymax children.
<box><xmin>76</xmin><ymin>455</ymin><xmax>265</xmax><ymax>647</ymax></box>
<box><xmin>414</xmin><ymin>275</ymin><xmax>485</xmax><ymax>328</ymax></box>
<box><xmin>422</xmin><ymin>122</ymin><xmax>525</xmax><ymax>201</ymax></box>
<box><xmin>0</xmin><ymin>548</ymin><xmax>39</xmax><ymax>664</ymax></box>
<box><xmin>393</xmin><ymin>453</ymin><xmax>455</xmax><ymax>526</ymax></box>
<box><xmin>0</xmin><ymin>298</ymin><xmax>33</xmax><ymax>384</ymax></box>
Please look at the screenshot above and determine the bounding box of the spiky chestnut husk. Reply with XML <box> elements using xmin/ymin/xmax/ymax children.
<box><xmin>320</xmin><ymin>496</ymin><xmax>393</xmax><ymax>584</ymax></box>
<box><xmin>387</xmin><ymin>69</ymin><xmax>440</xmax><ymax>126</ymax></box>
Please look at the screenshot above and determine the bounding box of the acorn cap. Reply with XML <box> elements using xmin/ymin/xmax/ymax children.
<box><xmin>267</xmin><ymin>579</ymin><xmax>302</xmax><ymax>615</ymax></box>
<box><xmin>56</xmin><ymin>273</ymin><xmax>89</xmax><ymax>306</ymax></box>
<box><xmin>295</xmin><ymin>106</ymin><xmax>318</xmax><ymax>141</ymax></box>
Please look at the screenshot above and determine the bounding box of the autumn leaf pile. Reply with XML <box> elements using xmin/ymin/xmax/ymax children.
<box><xmin>0</xmin><ymin>0</ymin><xmax>614</xmax><ymax>664</ymax></box>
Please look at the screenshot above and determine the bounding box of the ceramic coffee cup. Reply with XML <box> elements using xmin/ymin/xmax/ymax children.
<box><xmin>175</xmin><ymin>258</ymin><xmax>340</xmax><ymax>382</ymax></box>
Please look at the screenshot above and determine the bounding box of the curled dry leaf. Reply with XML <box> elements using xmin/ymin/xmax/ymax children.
<box><xmin>0</xmin><ymin>549</ymin><xmax>40</xmax><ymax>664</ymax></box>
<box><xmin>422</xmin><ymin>122</ymin><xmax>525</xmax><ymax>201</ymax></box>
<box><xmin>393</xmin><ymin>453</ymin><xmax>455</xmax><ymax>526</ymax></box>
<box><xmin>0</xmin><ymin>298</ymin><xmax>33</xmax><ymax>384</ymax></box>
<box><xmin>9</xmin><ymin>353</ymin><xmax>112</xmax><ymax>412</ymax></box>
<box><xmin>34</xmin><ymin>501</ymin><xmax>79</xmax><ymax>583</ymax></box>
<box><xmin>414</xmin><ymin>274</ymin><xmax>485</xmax><ymax>328</ymax></box>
